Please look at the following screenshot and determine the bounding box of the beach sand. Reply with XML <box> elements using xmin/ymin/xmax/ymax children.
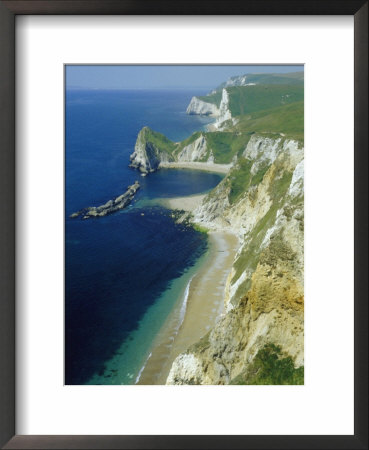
<box><xmin>156</xmin><ymin>194</ymin><xmax>205</xmax><ymax>212</ymax></box>
<box><xmin>136</xmin><ymin>231</ymin><xmax>238</xmax><ymax>385</ymax></box>
<box><xmin>159</xmin><ymin>161</ymin><xmax>231</xmax><ymax>174</ymax></box>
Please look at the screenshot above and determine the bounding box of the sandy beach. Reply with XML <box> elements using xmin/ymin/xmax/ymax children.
<box><xmin>136</xmin><ymin>231</ymin><xmax>238</xmax><ymax>385</ymax></box>
<box><xmin>156</xmin><ymin>194</ymin><xmax>205</xmax><ymax>212</ymax></box>
<box><xmin>159</xmin><ymin>161</ymin><xmax>231</xmax><ymax>174</ymax></box>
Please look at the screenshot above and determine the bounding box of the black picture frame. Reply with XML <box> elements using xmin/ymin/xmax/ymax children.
<box><xmin>0</xmin><ymin>1</ymin><xmax>367</xmax><ymax>449</ymax></box>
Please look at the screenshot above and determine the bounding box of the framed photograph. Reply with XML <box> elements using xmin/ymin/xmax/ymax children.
<box><xmin>63</xmin><ymin>63</ymin><xmax>307</xmax><ymax>389</ymax></box>
<box><xmin>0</xmin><ymin>1</ymin><xmax>367</xmax><ymax>449</ymax></box>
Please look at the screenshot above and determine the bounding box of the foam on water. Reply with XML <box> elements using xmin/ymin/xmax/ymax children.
<box><xmin>178</xmin><ymin>276</ymin><xmax>194</xmax><ymax>331</ymax></box>
<box><xmin>135</xmin><ymin>352</ymin><xmax>152</xmax><ymax>384</ymax></box>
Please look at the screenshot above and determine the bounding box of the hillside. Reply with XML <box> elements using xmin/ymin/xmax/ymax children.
<box><xmin>233</xmin><ymin>101</ymin><xmax>304</xmax><ymax>142</ymax></box>
<box><xmin>130</xmin><ymin>88</ymin><xmax>303</xmax><ymax>172</ymax></box>
<box><xmin>195</xmin><ymin>71</ymin><xmax>304</xmax><ymax>109</ymax></box>
<box><xmin>215</xmin><ymin>71</ymin><xmax>304</xmax><ymax>91</ymax></box>
<box><xmin>167</xmin><ymin>135</ymin><xmax>304</xmax><ymax>385</ymax></box>
<box><xmin>129</xmin><ymin>72</ymin><xmax>304</xmax><ymax>384</ymax></box>
<box><xmin>226</xmin><ymin>84</ymin><xmax>303</xmax><ymax>116</ymax></box>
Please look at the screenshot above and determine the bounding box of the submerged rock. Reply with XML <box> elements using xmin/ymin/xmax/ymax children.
<box><xmin>70</xmin><ymin>181</ymin><xmax>140</xmax><ymax>219</ymax></box>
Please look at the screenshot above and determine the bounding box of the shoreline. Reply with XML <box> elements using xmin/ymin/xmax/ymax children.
<box><xmin>155</xmin><ymin>194</ymin><xmax>206</xmax><ymax>212</ymax></box>
<box><xmin>159</xmin><ymin>161</ymin><xmax>231</xmax><ymax>174</ymax></box>
<box><xmin>136</xmin><ymin>230</ymin><xmax>238</xmax><ymax>385</ymax></box>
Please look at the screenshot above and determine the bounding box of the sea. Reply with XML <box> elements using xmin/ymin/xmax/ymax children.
<box><xmin>65</xmin><ymin>89</ymin><xmax>222</xmax><ymax>385</ymax></box>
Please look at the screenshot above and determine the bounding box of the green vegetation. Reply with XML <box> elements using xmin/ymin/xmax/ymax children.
<box><xmin>227</xmin><ymin>156</ymin><xmax>273</xmax><ymax>205</ymax></box>
<box><xmin>214</xmin><ymin>71</ymin><xmax>304</xmax><ymax>91</ymax></box>
<box><xmin>141</xmin><ymin>127</ymin><xmax>177</xmax><ymax>154</ymax></box>
<box><xmin>231</xmin><ymin>158</ymin><xmax>294</xmax><ymax>289</ymax></box>
<box><xmin>197</xmin><ymin>90</ymin><xmax>222</xmax><ymax>107</ymax></box>
<box><xmin>232</xmin><ymin>200</ymin><xmax>280</xmax><ymax>295</ymax></box>
<box><xmin>142</xmin><ymin>81</ymin><xmax>304</xmax><ymax>165</ymax></box>
<box><xmin>230</xmin><ymin>344</ymin><xmax>304</xmax><ymax>385</ymax></box>
<box><xmin>192</xmin><ymin>223</ymin><xmax>209</xmax><ymax>234</ymax></box>
<box><xmin>189</xmin><ymin>331</ymin><xmax>211</xmax><ymax>353</ymax></box>
<box><xmin>228</xmin><ymin>158</ymin><xmax>253</xmax><ymax>204</ymax></box>
<box><xmin>242</xmin><ymin>72</ymin><xmax>304</xmax><ymax>85</ymax></box>
<box><xmin>259</xmin><ymin>235</ymin><xmax>296</xmax><ymax>269</ymax></box>
<box><xmin>172</xmin><ymin>130</ymin><xmax>253</xmax><ymax>164</ymax></box>
<box><xmin>227</xmin><ymin>84</ymin><xmax>304</xmax><ymax>117</ymax></box>
<box><xmin>269</xmin><ymin>171</ymin><xmax>293</xmax><ymax>203</ymax></box>
<box><xmin>251</xmin><ymin>165</ymin><xmax>269</xmax><ymax>186</ymax></box>
<box><xmin>173</xmin><ymin>131</ymin><xmax>202</xmax><ymax>155</ymax></box>
<box><xmin>233</xmin><ymin>101</ymin><xmax>304</xmax><ymax>143</ymax></box>
<box><xmin>204</xmin><ymin>132</ymin><xmax>252</xmax><ymax>164</ymax></box>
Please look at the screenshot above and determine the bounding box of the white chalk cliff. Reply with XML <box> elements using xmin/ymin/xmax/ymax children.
<box><xmin>167</xmin><ymin>135</ymin><xmax>304</xmax><ymax>384</ymax></box>
<box><xmin>213</xmin><ymin>88</ymin><xmax>233</xmax><ymax>130</ymax></box>
<box><xmin>177</xmin><ymin>135</ymin><xmax>208</xmax><ymax>162</ymax></box>
<box><xmin>186</xmin><ymin>97</ymin><xmax>219</xmax><ymax>116</ymax></box>
<box><xmin>129</xmin><ymin>127</ymin><xmax>175</xmax><ymax>174</ymax></box>
<box><xmin>186</xmin><ymin>88</ymin><xmax>235</xmax><ymax>131</ymax></box>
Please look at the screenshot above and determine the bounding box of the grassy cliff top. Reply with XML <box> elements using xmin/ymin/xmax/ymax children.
<box><xmin>239</xmin><ymin>71</ymin><xmax>303</xmax><ymax>85</ymax></box>
<box><xmin>197</xmin><ymin>90</ymin><xmax>222</xmax><ymax>107</ymax></box>
<box><xmin>205</xmin><ymin>132</ymin><xmax>252</xmax><ymax>164</ymax></box>
<box><xmin>138</xmin><ymin>73</ymin><xmax>303</xmax><ymax>166</ymax></box>
<box><xmin>216</xmin><ymin>71</ymin><xmax>304</xmax><ymax>90</ymax></box>
<box><xmin>227</xmin><ymin>84</ymin><xmax>304</xmax><ymax>117</ymax></box>
<box><xmin>196</xmin><ymin>72</ymin><xmax>303</xmax><ymax>108</ymax></box>
<box><xmin>173</xmin><ymin>131</ymin><xmax>203</xmax><ymax>155</ymax></box>
<box><xmin>140</xmin><ymin>101</ymin><xmax>303</xmax><ymax>165</ymax></box>
<box><xmin>139</xmin><ymin>126</ymin><xmax>177</xmax><ymax>154</ymax></box>
<box><xmin>232</xmin><ymin>101</ymin><xmax>304</xmax><ymax>143</ymax></box>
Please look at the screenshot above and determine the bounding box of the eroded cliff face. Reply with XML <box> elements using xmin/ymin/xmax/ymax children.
<box><xmin>186</xmin><ymin>89</ymin><xmax>234</xmax><ymax>131</ymax></box>
<box><xmin>186</xmin><ymin>97</ymin><xmax>220</xmax><ymax>116</ymax></box>
<box><xmin>177</xmin><ymin>135</ymin><xmax>209</xmax><ymax>162</ymax></box>
<box><xmin>213</xmin><ymin>89</ymin><xmax>233</xmax><ymax>130</ymax></box>
<box><xmin>167</xmin><ymin>135</ymin><xmax>304</xmax><ymax>384</ymax></box>
<box><xmin>129</xmin><ymin>128</ymin><xmax>237</xmax><ymax>170</ymax></box>
<box><xmin>222</xmin><ymin>74</ymin><xmax>256</xmax><ymax>88</ymax></box>
<box><xmin>129</xmin><ymin>127</ymin><xmax>175</xmax><ymax>174</ymax></box>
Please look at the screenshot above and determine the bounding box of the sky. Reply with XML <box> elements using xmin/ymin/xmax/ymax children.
<box><xmin>66</xmin><ymin>65</ymin><xmax>303</xmax><ymax>90</ymax></box>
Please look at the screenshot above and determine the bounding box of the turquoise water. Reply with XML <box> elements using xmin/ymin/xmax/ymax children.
<box><xmin>87</xmin><ymin>247</ymin><xmax>209</xmax><ymax>385</ymax></box>
<box><xmin>65</xmin><ymin>89</ymin><xmax>221</xmax><ymax>384</ymax></box>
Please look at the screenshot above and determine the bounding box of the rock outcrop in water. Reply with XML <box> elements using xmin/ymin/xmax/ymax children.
<box><xmin>70</xmin><ymin>181</ymin><xmax>140</xmax><ymax>219</ymax></box>
<box><xmin>129</xmin><ymin>127</ymin><xmax>175</xmax><ymax>174</ymax></box>
<box><xmin>167</xmin><ymin>135</ymin><xmax>304</xmax><ymax>385</ymax></box>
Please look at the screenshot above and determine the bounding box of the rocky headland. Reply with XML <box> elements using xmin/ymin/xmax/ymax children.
<box><xmin>129</xmin><ymin>127</ymin><xmax>175</xmax><ymax>174</ymax></box>
<box><xmin>70</xmin><ymin>181</ymin><xmax>140</xmax><ymax>219</ymax></box>
<box><xmin>186</xmin><ymin>96</ymin><xmax>219</xmax><ymax>116</ymax></box>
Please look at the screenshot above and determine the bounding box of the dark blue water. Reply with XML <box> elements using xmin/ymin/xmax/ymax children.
<box><xmin>65</xmin><ymin>89</ymin><xmax>222</xmax><ymax>385</ymax></box>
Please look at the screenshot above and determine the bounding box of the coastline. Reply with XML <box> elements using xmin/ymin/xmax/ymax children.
<box><xmin>68</xmin><ymin>73</ymin><xmax>304</xmax><ymax>386</ymax></box>
<box><xmin>136</xmin><ymin>230</ymin><xmax>238</xmax><ymax>385</ymax></box>
<box><xmin>155</xmin><ymin>194</ymin><xmax>206</xmax><ymax>212</ymax></box>
<box><xmin>159</xmin><ymin>161</ymin><xmax>231</xmax><ymax>174</ymax></box>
